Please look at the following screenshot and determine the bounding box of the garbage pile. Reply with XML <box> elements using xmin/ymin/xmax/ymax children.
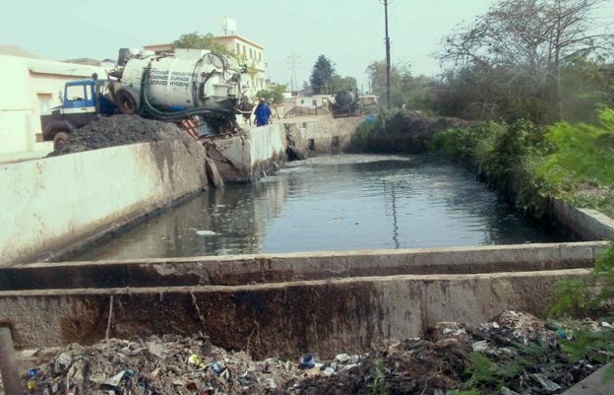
<box><xmin>17</xmin><ymin>311</ymin><xmax>612</xmax><ymax>394</ymax></box>
<box><xmin>50</xmin><ymin>115</ymin><xmax>194</xmax><ymax>156</ymax></box>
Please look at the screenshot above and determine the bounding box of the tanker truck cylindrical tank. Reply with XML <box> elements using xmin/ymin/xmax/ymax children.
<box><xmin>119</xmin><ymin>53</ymin><xmax>242</xmax><ymax>113</ymax></box>
<box><xmin>335</xmin><ymin>90</ymin><xmax>357</xmax><ymax>107</ymax></box>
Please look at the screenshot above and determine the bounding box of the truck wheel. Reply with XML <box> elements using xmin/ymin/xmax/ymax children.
<box><xmin>116</xmin><ymin>88</ymin><xmax>140</xmax><ymax>115</ymax></box>
<box><xmin>53</xmin><ymin>132</ymin><xmax>69</xmax><ymax>151</ymax></box>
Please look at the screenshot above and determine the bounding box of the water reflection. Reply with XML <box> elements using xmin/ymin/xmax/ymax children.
<box><xmin>71</xmin><ymin>155</ymin><xmax>567</xmax><ymax>261</ymax></box>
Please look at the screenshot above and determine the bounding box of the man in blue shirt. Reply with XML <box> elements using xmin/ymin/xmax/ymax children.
<box><xmin>254</xmin><ymin>97</ymin><xmax>272</xmax><ymax>126</ymax></box>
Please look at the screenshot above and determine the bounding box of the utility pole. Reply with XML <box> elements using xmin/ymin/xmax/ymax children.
<box><xmin>288</xmin><ymin>53</ymin><xmax>300</xmax><ymax>94</ymax></box>
<box><xmin>380</xmin><ymin>0</ymin><xmax>392</xmax><ymax>109</ymax></box>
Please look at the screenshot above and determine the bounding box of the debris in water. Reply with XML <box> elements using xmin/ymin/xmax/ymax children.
<box><xmin>195</xmin><ymin>230</ymin><xmax>217</xmax><ymax>236</ymax></box>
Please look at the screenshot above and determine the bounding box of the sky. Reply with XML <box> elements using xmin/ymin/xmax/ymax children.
<box><xmin>3</xmin><ymin>0</ymin><xmax>612</xmax><ymax>91</ymax></box>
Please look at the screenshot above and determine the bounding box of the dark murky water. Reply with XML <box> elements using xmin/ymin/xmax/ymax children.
<box><xmin>71</xmin><ymin>155</ymin><xmax>568</xmax><ymax>261</ymax></box>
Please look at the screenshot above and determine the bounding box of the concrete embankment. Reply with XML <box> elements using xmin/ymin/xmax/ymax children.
<box><xmin>0</xmin><ymin>242</ymin><xmax>608</xmax><ymax>359</ymax></box>
<box><xmin>0</xmin><ymin>125</ymin><xmax>287</xmax><ymax>266</ymax></box>
<box><xmin>0</xmin><ymin>139</ymin><xmax>207</xmax><ymax>266</ymax></box>
<box><xmin>205</xmin><ymin>125</ymin><xmax>287</xmax><ymax>182</ymax></box>
<box><xmin>283</xmin><ymin>115</ymin><xmax>365</xmax><ymax>158</ymax></box>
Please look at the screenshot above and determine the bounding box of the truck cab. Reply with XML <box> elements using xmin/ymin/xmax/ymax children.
<box><xmin>41</xmin><ymin>77</ymin><xmax>117</xmax><ymax>150</ymax></box>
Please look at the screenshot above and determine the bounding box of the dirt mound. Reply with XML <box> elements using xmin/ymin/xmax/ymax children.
<box><xmin>17</xmin><ymin>311</ymin><xmax>607</xmax><ymax>395</ymax></box>
<box><xmin>50</xmin><ymin>115</ymin><xmax>192</xmax><ymax>156</ymax></box>
<box><xmin>284</xmin><ymin>106</ymin><xmax>330</xmax><ymax>118</ymax></box>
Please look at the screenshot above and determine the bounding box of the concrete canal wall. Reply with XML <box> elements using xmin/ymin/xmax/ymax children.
<box><xmin>0</xmin><ymin>125</ymin><xmax>287</xmax><ymax>266</ymax></box>
<box><xmin>554</xmin><ymin>200</ymin><xmax>614</xmax><ymax>241</ymax></box>
<box><xmin>0</xmin><ymin>242</ymin><xmax>608</xmax><ymax>358</ymax></box>
<box><xmin>284</xmin><ymin>115</ymin><xmax>365</xmax><ymax>157</ymax></box>
<box><xmin>205</xmin><ymin>124</ymin><xmax>286</xmax><ymax>182</ymax></box>
<box><xmin>0</xmin><ymin>268</ymin><xmax>594</xmax><ymax>359</ymax></box>
<box><xmin>0</xmin><ymin>139</ymin><xmax>207</xmax><ymax>266</ymax></box>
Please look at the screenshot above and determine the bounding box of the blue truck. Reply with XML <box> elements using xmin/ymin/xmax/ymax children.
<box><xmin>40</xmin><ymin>75</ymin><xmax>118</xmax><ymax>151</ymax></box>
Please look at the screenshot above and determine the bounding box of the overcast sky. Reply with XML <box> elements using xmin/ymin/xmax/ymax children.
<box><xmin>3</xmin><ymin>0</ymin><xmax>613</xmax><ymax>90</ymax></box>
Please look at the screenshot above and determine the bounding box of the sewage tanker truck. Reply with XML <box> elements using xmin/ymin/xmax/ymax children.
<box><xmin>41</xmin><ymin>48</ymin><xmax>255</xmax><ymax>150</ymax></box>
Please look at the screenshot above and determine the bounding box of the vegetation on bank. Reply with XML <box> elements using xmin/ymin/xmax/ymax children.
<box><xmin>352</xmin><ymin>106</ymin><xmax>613</xmax><ymax>219</ymax></box>
<box><xmin>351</xmin><ymin>105</ymin><xmax>614</xmax><ymax>394</ymax></box>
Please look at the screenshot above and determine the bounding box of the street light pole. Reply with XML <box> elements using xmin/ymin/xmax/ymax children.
<box><xmin>380</xmin><ymin>0</ymin><xmax>392</xmax><ymax>109</ymax></box>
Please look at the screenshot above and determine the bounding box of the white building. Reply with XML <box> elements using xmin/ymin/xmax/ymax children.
<box><xmin>144</xmin><ymin>34</ymin><xmax>267</xmax><ymax>93</ymax></box>
<box><xmin>213</xmin><ymin>35</ymin><xmax>266</xmax><ymax>91</ymax></box>
<box><xmin>0</xmin><ymin>49</ymin><xmax>105</xmax><ymax>156</ymax></box>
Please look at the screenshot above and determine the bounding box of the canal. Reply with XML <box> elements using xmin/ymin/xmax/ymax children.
<box><xmin>70</xmin><ymin>154</ymin><xmax>569</xmax><ymax>261</ymax></box>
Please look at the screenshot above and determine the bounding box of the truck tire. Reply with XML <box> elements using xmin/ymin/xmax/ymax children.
<box><xmin>116</xmin><ymin>88</ymin><xmax>140</xmax><ymax>115</ymax></box>
<box><xmin>53</xmin><ymin>132</ymin><xmax>69</xmax><ymax>152</ymax></box>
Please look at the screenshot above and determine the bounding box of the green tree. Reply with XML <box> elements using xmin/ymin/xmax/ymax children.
<box><xmin>366</xmin><ymin>60</ymin><xmax>437</xmax><ymax>111</ymax></box>
<box><xmin>330</xmin><ymin>75</ymin><xmax>358</xmax><ymax>93</ymax></box>
<box><xmin>172</xmin><ymin>32</ymin><xmax>231</xmax><ymax>55</ymax></box>
<box><xmin>256</xmin><ymin>84</ymin><xmax>287</xmax><ymax>105</ymax></box>
<box><xmin>310</xmin><ymin>55</ymin><xmax>336</xmax><ymax>94</ymax></box>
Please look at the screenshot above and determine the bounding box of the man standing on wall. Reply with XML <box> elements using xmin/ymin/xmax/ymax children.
<box><xmin>254</xmin><ymin>97</ymin><xmax>272</xmax><ymax>127</ymax></box>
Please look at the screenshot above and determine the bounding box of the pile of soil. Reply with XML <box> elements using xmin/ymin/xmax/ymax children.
<box><xmin>15</xmin><ymin>311</ymin><xmax>610</xmax><ymax>394</ymax></box>
<box><xmin>283</xmin><ymin>106</ymin><xmax>330</xmax><ymax>118</ymax></box>
<box><xmin>50</xmin><ymin>115</ymin><xmax>193</xmax><ymax>156</ymax></box>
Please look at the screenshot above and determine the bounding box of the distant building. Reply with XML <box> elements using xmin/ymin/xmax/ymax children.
<box><xmin>0</xmin><ymin>45</ymin><xmax>40</xmax><ymax>59</ymax></box>
<box><xmin>63</xmin><ymin>58</ymin><xmax>102</xmax><ymax>67</ymax></box>
<box><xmin>213</xmin><ymin>35</ymin><xmax>266</xmax><ymax>91</ymax></box>
<box><xmin>143</xmin><ymin>34</ymin><xmax>267</xmax><ymax>92</ymax></box>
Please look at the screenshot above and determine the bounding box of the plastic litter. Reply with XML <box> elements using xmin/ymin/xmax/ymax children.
<box><xmin>299</xmin><ymin>353</ymin><xmax>316</xmax><ymax>369</ymax></box>
<box><xmin>195</xmin><ymin>230</ymin><xmax>217</xmax><ymax>236</ymax></box>
<box><xmin>533</xmin><ymin>373</ymin><xmax>562</xmax><ymax>391</ymax></box>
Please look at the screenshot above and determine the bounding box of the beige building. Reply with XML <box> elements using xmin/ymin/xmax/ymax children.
<box><xmin>214</xmin><ymin>35</ymin><xmax>266</xmax><ymax>90</ymax></box>
<box><xmin>0</xmin><ymin>48</ymin><xmax>105</xmax><ymax>156</ymax></box>
<box><xmin>144</xmin><ymin>34</ymin><xmax>267</xmax><ymax>92</ymax></box>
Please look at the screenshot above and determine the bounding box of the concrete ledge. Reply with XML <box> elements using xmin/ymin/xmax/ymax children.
<box><xmin>0</xmin><ymin>242</ymin><xmax>607</xmax><ymax>290</ymax></box>
<box><xmin>0</xmin><ymin>139</ymin><xmax>207</xmax><ymax>266</ymax></box>
<box><xmin>0</xmin><ymin>269</ymin><xmax>590</xmax><ymax>359</ymax></box>
<box><xmin>205</xmin><ymin>125</ymin><xmax>286</xmax><ymax>182</ymax></box>
<box><xmin>562</xmin><ymin>364</ymin><xmax>614</xmax><ymax>395</ymax></box>
<box><xmin>553</xmin><ymin>200</ymin><xmax>614</xmax><ymax>241</ymax></box>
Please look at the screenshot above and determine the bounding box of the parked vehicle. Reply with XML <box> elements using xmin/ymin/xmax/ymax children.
<box><xmin>331</xmin><ymin>89</ymin><xmax>362</xmax><ymax>118</ymax></box>
<box><xmin>41</xmin><ymin>48</ymin><xmax>254</xmax><ymax>150</ymax></box>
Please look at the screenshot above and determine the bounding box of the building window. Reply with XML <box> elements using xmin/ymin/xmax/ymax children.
<box><xmin>249</xmin><ymin>48</ymin><xmax>253</xmax><ymax>59</ymax></box>
<box><xmin>242</xmin><ymin>46</ymin><xmax>246</xmax><ymax>56</ymax></box>
<box><xmin>236</xmin><ymin>43</ymin><xmax>240</xmax><ymax>54</ymax></box>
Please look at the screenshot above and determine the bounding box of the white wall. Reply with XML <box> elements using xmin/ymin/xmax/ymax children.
<box><xmin>0</xmin><ymin>140</ymin><xmax>206</xmax><ymax>265</ymax></box>
<box><xmin>0</xmin><ymin>55</ymin><xmax>105</xmax><ymax>155</ymax></box>
<box><xmin>0</xmin><ymin>56</ymin><xmax>35</xmax><ymax>153</ymax></box>
<box><xmin>250</xmin><ymin>124</ymin><xmax>286</xmax><ymax>165</ymax></box>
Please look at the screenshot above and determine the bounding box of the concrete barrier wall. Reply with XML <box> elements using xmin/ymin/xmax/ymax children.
<box><xmin>0</xmin><ymin>140</ymin><xmax>206</xmax><ymax>265</ymax></box>
<box><xmin>553</xmin><ymin>200</ymin><xmax>614</xmax><ymax>241</ymax></box>
<box><xmin>205</xmin><ymin>124</ymin><xmax>286</xmax><ymax>181</ymax></box>
<box><xmin>0</xmin><ymin>241</ymin><xmax>606</xmax><ymax>290</ymax></box>
<box><xmin>0</xmin><ymin>269</ymin><xmax>590</xmax><ymax>359</ymax></box>
<box><xmin>284</xmin><ymin>116</ymin><xmax>365</xmax><ymax>156</ymax></box>
<box><xmin>249</xmin><ymin>124</ymin><xmax>286</xmax><ymax>166</ymax></box>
